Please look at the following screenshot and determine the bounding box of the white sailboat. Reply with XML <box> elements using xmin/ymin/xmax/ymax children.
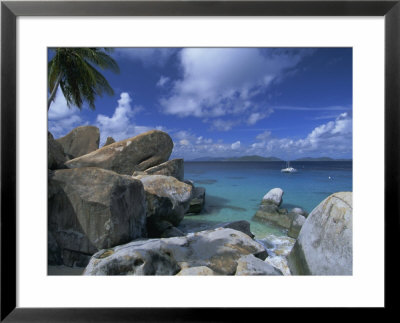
<box><xmin>281</xmin><ymin>161</ymin><xmax>297</xmax><ymax>173</ymax></box>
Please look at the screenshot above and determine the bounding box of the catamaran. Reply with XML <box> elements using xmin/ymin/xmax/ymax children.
<box><xmin>281</xmin><ymin>161</ymin><xmax>297</xmax><ymax>173</ymax></box>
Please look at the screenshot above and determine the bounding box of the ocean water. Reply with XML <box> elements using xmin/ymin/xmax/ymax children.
<box><xmin>179</xmin><ymin>161</ymin><xmax>352</xmax><ymax>239</ymax></box>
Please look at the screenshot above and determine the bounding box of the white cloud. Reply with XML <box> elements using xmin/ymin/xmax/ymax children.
<box><xmin>157</xmin><ymin>76</ymin><xmax>170</xmax><ymax>88</ymax></box>
<box><xmin>48</xmin><ymin>89</ymin><xmax>86</xmax><ymax>138</ymax></box>
<box><xmin>211</xmin><ymin>119</ymin><xmax>238</xmax><ymax>131</ymax></box>
<box><xmin>231</xmin><ymin>141</ymin><xmax>241</xmax><ymax>150</ymax></box>
<box><xmin>160</xmin><ymin>48</ymin><xmax>310</xmax><ymax>125</ymax></box>
<box><xmin>248</xmin><ymin>112</ymin><xmax>352</xmax><ymax>158</ymax></box>
<box><xmin>115</xmin><ymin>48</ymin><xmax>178</xmax><ymax>67</ymax></box>
<box><xmin>247</xmin><ymin>110</ymin><xmax>273</xmax><ymax>125</ymax></box>
<box><xmin>96</xmin><ymin>92</ymin><xmax>163</xmax><ymax>145</ymax></box>
<box><xmin>179</xmin><ymin>139</ymin><xmax>190</xmax><ymax>146</ymax></box>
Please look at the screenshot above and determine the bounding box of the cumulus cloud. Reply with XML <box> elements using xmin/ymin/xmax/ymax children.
<box><xmin>231</xmin><ymin>141</ymin><xmax>241</xmax><ymax>150</ymax></box>
<box><xmin>170</xmin><ymin>130</ymin><xmax>238</xmax><ymax>159</ymax></box>
<box><xmin>48</xmin><ymin>89</ymin><xmax>87</xmax><ymax>138</ymax></box>
<box><xmin>248</xmin><ymin>112</ymin><xmax>352</xmax><ymax>158</ymax></box>
<box><xmin>160</xmin><ymin>48</ymin><xmax>311</xmax><ymax>128</ymax></box>
<box><xmin>96</xmin><ymin>92</ymin><xmax>163</xmax><ymax>145</ymax></box>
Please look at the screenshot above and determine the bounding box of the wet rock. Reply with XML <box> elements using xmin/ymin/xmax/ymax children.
<box><xmin>253</xmin><ymin>202</ymin><xmax>293</xmax><ymax>229</ymax></box>
<box><xmin>265</xmin><ymin>256</ymin><xmax>291</xmax><ymax>275</ymax></box>
<box><xmin>187</xmin><ymin>187</ymin><xmax>206</xmax><ymax>214</ymax></box>
<box><xmin>65</xmin><ymin>130</ymin><xmax>173</xmax><ymax>175</ymax></box>
<box><xmin>287</xmin><ymin>192</ymin><xmax>353</xmax><ymax>275</ymax></box>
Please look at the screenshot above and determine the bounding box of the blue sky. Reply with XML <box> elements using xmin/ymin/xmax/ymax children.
<box><xmin>48</xmin><ymin>47</ymin><xmax>352</xmax><ymax>160</ymax></box>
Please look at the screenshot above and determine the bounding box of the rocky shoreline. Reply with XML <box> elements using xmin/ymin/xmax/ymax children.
<box><xmin>48</xmin><ymin>126</ymin><xmax>352</xmax><ymax>275</ymax></box>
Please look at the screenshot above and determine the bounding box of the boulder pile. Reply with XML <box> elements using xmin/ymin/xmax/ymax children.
<box><xmin>48</xmin><ymin>127</ymin><xmax>207</xmax><ymax>268</ymax></box>
<box><xmin>253</xmin><ymin>187</ymin><xmax>307</xmax><ymax>238</ymax></box>
<box><xmin>83</xmin><ymin>227</ymin><xmax>282</xmax><ymax>276</ymax></box>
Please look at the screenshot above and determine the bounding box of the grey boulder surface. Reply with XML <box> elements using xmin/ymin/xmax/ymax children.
<box><xmin>235</xmin><ymin>254</ymin><xmax>282</xmax><ymax>275</ymax></box>
<box><xmin>262</xmin><ymin>188</ymin><xmax>284</xmax><ymax>206</ymax></box>
<box><xmin>134</xmin><ymin>174</ymin><xmax>193</xmax><ymax>237</ymax></box>
<box><xmin>139</xmin><ymin>158</ymin><xmax>184</xmax><ymax>181</ymax></box>
<box><xmin>56</xmin><ymin>125</ymin><xmax>100</xmax><ymax>159</ymax></box>
<box><xmin>48</xmin><ymin>131</ymin><xmax>67</xmax><ymax>170</ymax></box>
<box><xmin>287</xmin><ymin>213</ymin><xmax>306</xmax><ymax>239</ymax></box>
<box><xmin>187</xmin><ymin>186</ymin><xmax>206</xmax><ymax>214</ymax></box>
<box><xmin>65</xmin><ymin>130</ymin><xmax>173</xmax><ymax>175</ymax></box>
<box><xmin>103</xmin><ymin>136</ymin><xmax>116</xmax><ymax>147</ymax></box>
<box><xmin>287</xmin><ymin>192</ymin><xmax>353</xmax><ymax>275</ymax></box>
<box><xmin>48</xmin><ymin>167</ymin><xmax>147</xmax><ymax>266</ymax></box>
<box><xmin>83</xmin><ymin>228</ymin><xmax>279</xmax><ymax>275</ymax></box>
<box><xmin>253</xmin><ymin>202</ymin><xmax>293</xmax><ymax>229</ymax></box>
<box><xmin>209</xmin><ymin>220</ymin><xmax>255</xmax><ymax>239</ymax></box>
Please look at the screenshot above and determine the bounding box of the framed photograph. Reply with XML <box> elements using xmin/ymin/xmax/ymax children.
<box><xmin>1</xmin><ymin>0</ymin><xmax>398</xmax><ymax>320</ymax></box>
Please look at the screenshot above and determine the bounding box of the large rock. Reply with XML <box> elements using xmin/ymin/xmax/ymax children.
<box><xmin>187</xmin><ymin>186</ymin><xmax>206</xmax><ymax>214</ymax></box>
<box><xmin>287</xmin><ymin>213</ymin><xmax>306</xmax><ymax>239</ymax></box>
<box><xmin>140</xmin><ymin>159</ymin><xmax>184</xmax><ymax>181</ymax></box>
<box><xmin>103</xmin><ymin>136</ymin><xmax>115</xmax><ymax>147</ymax></box>
<box><xmin>210</xmin><ymin>220</ymin><xmax>255</xmax><ymax>239</ymax></box>
<box><xmin>65</xmin><ymin>130</ymin><xmax>173</xmax><ymax>175</ymax></box>
<box><xmin>177</xmin><ymin>266</ymin><xmax>216</xmax><ymax>275</ymax></box>
<box><xmin>235</xmin><ymin>254</ymin><xmax>282</xmax><ymax>275</ymax></box>
<box><xmin>262</xmin><ymin>188</ymin><xmax>284</xmax><ymax>206</ymax></box>
<box><xmin>253</xmin><ymin>202</ymin><xmax>293</xmax><ymax>229</ymax></box>
<box><xmin>287</xmin><ymin>192</ymin><xmax>353</xmax><ymax>275</ymax></box>
<box><xmin>48</xmin><ymin>131</ymin><xmax>66</xmax><ymax>170</ymax></box>
<box><xmin>83</xmin><ymin>228</ymin><xmax>277</xmax><ymax>275</ymax></box>
<box><xmin>48</xmin><ymin>167</ymin><xmax>147</xmax><ymax>266</ymax></box>
<box><xmin>134</xmin><ymin>175</ymin><xmax>193</xmax><ymax>237</ymax></box>
<box><xmin>56</xmin><ymin>125</ymin><xmax>100</xmax><ymax>159</ymax></box>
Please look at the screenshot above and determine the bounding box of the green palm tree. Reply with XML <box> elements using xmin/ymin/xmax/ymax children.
<box><xmin>48</xmin><ymin>48</ymin><xmax>120</xmax><ymax>110</ymax></box>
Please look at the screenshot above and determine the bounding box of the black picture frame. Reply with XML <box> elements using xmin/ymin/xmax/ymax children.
<box><xmin>1</xmin><ymin>0</ymin><xmax>398</xmax><ymax>321</ymax></box>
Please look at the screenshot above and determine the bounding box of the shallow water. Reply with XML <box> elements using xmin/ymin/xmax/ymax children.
<box><xmin>180</xmin><ymin>161</ymin><xmax>352</xmax><ymax>239</ymax></box>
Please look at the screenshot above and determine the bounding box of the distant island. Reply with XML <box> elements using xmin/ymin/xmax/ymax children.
<box><xmin>294</xmin><ymin>157</ymin><xmax>352</xmax><ymax>162</ymax></box>
<box><xmin>189</xmin><ymin>155</ymin><xmax>282</xmax><ymax>162</ymax></box>
<box><xmin>188</xmin><ymin>155</ymin><xmax>352</xmax><ymax>162</ymax></box>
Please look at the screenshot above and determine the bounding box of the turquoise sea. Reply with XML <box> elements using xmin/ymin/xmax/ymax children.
<box><xmin>178</xmin><ymin>161</ymin><xmax>352</xmax><ymax>239</ymax></box>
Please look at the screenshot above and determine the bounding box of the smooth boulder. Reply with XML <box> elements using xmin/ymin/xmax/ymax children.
<box><xmin>48</xmin><ymin>167</ymin><xmax>147</xmax><ymax>266</ymax></box>
<box><xmin>65</xmin><ymin>130</ymin><xmax>173</xmax><ymax>175</ymax></box>
<box><xmin>134</xmin><ymin>175</ymin><xmax>193</xmax><ymax>237</ymax></box>
<box><xmin>103</xmin><ymin>136</ymin><xmax>116</xmax><ymax>147</ymax></box>
<box><xmin>187</xmin><ymin>186</ymin><xmax>206</xmax><ymax>214</ymax></box>
<box><xmin>48</xmin><ymin>131</ymin><xmax>66</xmax><ymax>170</ymax></box>
<box><xmin>56</xmin><ymin>125</ymin><xmax>100</xmax><ymax>159</ymax></box>
<box><xmin>262</xmin><ymin>188</ymin><xmax>284</xmax><ymax>206</ymax></box>
<box><xmin>84</xmin><ymin>228</ymin><xmax>276</xmax><ymax>275</ymax></box>
<box><xmin>209</xmin><ymin>220</ymin><xmax>255</xmax><ymax>239</ymax></box>
<box><xmin>140</xmin><ymin>159</ymin><xmax>184</xmax><ymax>181</ymax></box>
<box><xmin>287</xmin><ymin>213</ymin><xmax>306</xmax><ymax>239</ymax></box>
<box><xmin>287</xmin><ymin>192</ymin><xmax>353</xmax><ymax>275</ymax></box>
<box><xmin>253</xmin><ymin>202</ymin><xmax>293</xmax><ymax>229</ymax></box>
<box><xmin>235</xmin><ymin>255</ymin><xmax>282</xmax><ymax>275</ymax></box>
